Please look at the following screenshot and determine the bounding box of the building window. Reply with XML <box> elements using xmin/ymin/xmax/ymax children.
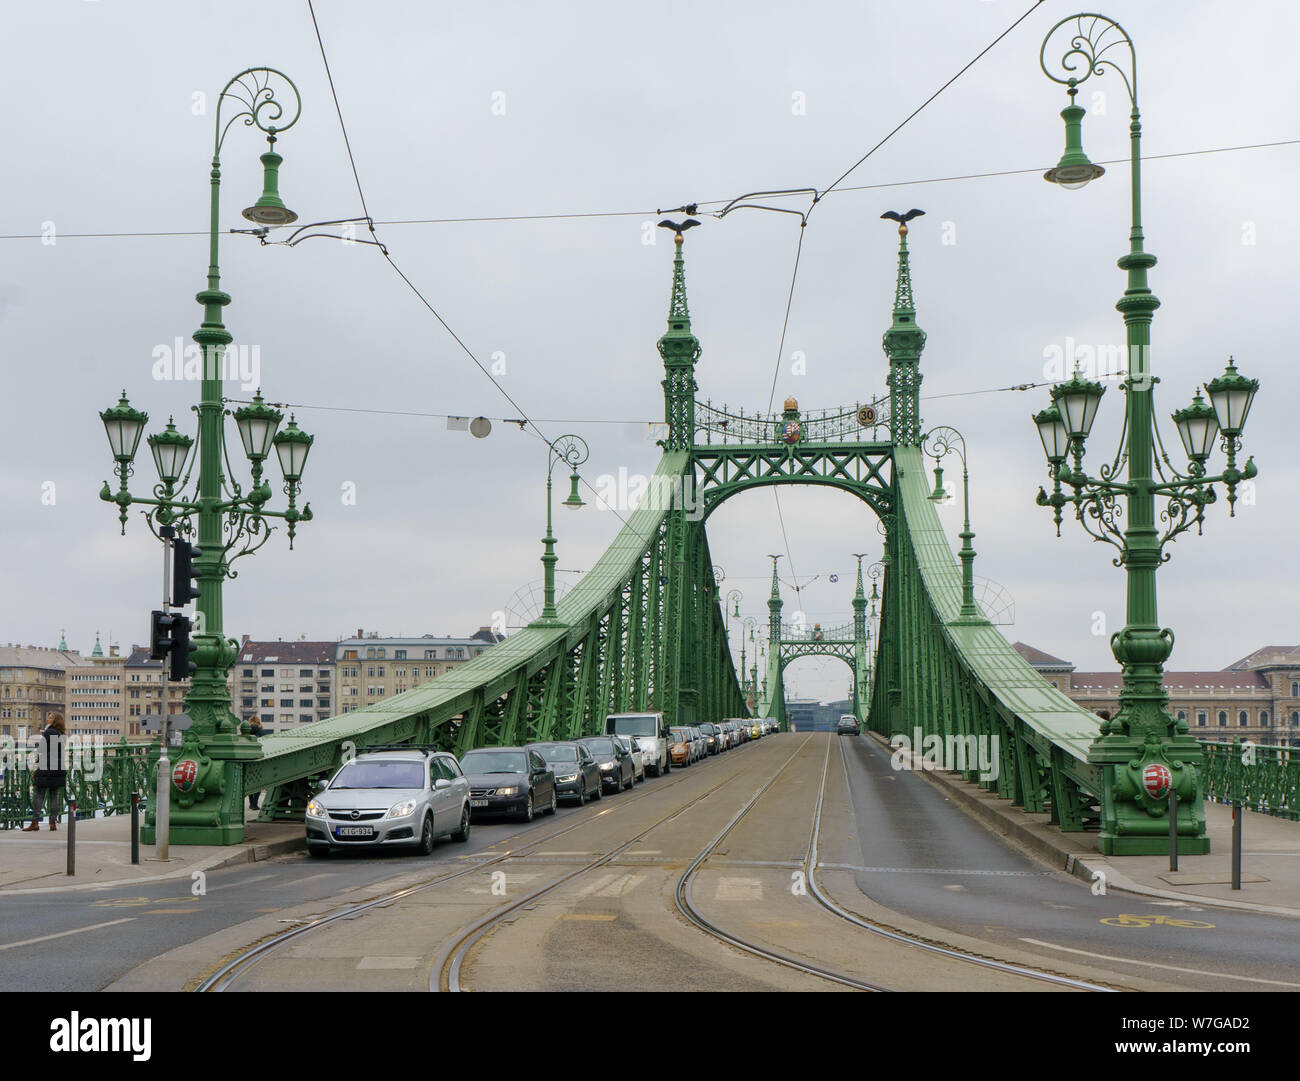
<box><xmin>424</xmin><ymin>649</ymin><xmax>435</xmax><ymax>659</ymax></box>
<box><xmin>367</xmin><ymin>666</ymin><xmax>374</xmax><ymax>678</ymax></box>
<box><xmin>1292</xmin><ymin>712</ymin><xmax>1300</xmax><ymax>727</ymax></box>
<box><xmin>1239</xmin><ymin>710</ymin><xmax>1249</xmax><ymax>727</ymax></box>
<box><xmin>377</xmin><ymin>666</ymin><xmax>385</xmax><ymax>677</ymax></box>
<box><xmin>1196</xmin><ymin>712</ymin><xmax>1207</xmax><ymax>727</ymax></box>
<box><xmin>299</xmin><ymin>668</ymin><xmax>313</xmax><ymax>677</ymax></box>
<box><xmin>343</xmin><ymin>650</ymin><xmax>357</xmax><ymax>660</ymax></box>
<box><xmin>1218</xmin><ymin>710</ymin><xmax>1228</xmax><ymax>727</ymax></box>
<box><xmin>243</xmin><ymin>668</ymin><xmax>253</xmax><ymax>677</ymax></box>
<box><xmin>366</xmin><ymin>648</ymin><xmax>375</xmax><ymax>659</ymax></box>
<box><xmin>261</xmin><ymin>714</ymin><xmax>274</xmax><ymax>725</ymax></box>
<box><xmin>1292</xmin><ymin>681</ymin><xmax>1298</xmax><ymax>697</ymax></box>
<box><xmin>280</xmin><ymin>698</ymin><xmax>294</xmax><ymax>708</ymax></box>
<box><xmin>1176</xmin><ymin>710</ymin><xmax>1187</xmax><ymax>722</ymax></box>
<box><xmin>261</xmin><ymin>669</ymin><xmax>274</xmax><ymax>677</ymax></box>
<box><xmin>395</xmin><ymin>650</ymin><xmax>407</xmax><ymax>660</ymax></box>
<box><xmin>1262</xmin><ymin>711</ymin><xmax>1270</xmax><ymax>726</ymax></box>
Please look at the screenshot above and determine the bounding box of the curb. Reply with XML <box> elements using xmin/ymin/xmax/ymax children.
<box><xmin>863</xmin><ymin>731</ymin><xmax>1300</xmax><ymax>920</ymax></box>
<box><xmin>0</xmin><ymin>834</ymin><xmax>305</xmax><ymax>896</ymax></box>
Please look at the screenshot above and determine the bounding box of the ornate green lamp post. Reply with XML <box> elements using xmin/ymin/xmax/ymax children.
<box><xmin>1034</xmin><ymin>15</ymin><xmax>1258</xmax><ymax>854</ymax></box>
<box><xmin>532</xmin><ymin>433</ymin><xmax>588</xmax><ymax>627</ymax></box>
<box><xmin>98</xmin><ymin>69</ymin><xmax>313</xmax><ymax>845</ymax></box>
<box><xmin>922</xmin><ymin>426</ymin><xmax>984</xmax><ymax>623</ymax></box>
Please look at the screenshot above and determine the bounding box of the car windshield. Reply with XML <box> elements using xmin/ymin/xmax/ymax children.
<box><xmin>534</xmin><ymin>744</ymin><xmax>578</xmax><ymax>763</ymax></box>
<box><xmin>670</xmin><ymin>729</ymin><xmax>689</xmax><ymax>741</ymax></box>
<box><xmin>582</xmin><ymin>738</ymin><xmax>616</xmax><ymax>755</ymax></box>
<box><xmin>460</xmin><ymin>751</ymin><xmax>528</xmax><ymax>774</ymax></box>
<box><xmin>330</xmin><ymin>760</ymin><xmax>424</xmax><ymax>790</ymax></box>
<box><xmin>608</xmin><ymin>715</ymin><xmax>659</xmax><ymax>737</ymax></box>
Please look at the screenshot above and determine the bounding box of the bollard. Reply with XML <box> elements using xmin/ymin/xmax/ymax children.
<box><xmin>1232</xmin><ymin>801</ymin><xmax>1242</xmax><ymax>890</ymax></box>
<box><xmin>130</xmin><ymin>793</ymin><xmax>140</xmax><ymax>865</ymax></box>
<box><xmin>1168</xmin><ymin>787</ymin><xmax>1178</xmax><ymax>873</ymax></box>
<box><xmin>66</xmin><ymin>798</ymin><xmax>76</xmax><ymax>877</ymax></box>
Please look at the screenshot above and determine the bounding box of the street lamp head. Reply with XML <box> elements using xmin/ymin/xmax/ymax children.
<box><xmin>242</xmin><ymin>146</ymin><xmax>298</xmax><ymax>226</ymax></box>
<box><xmin>100</xmin><ymin>391</ymin><xmax>148</xmax><ymax>464</ymax></box>
<box><xmin>1204</xmin><ymin>356</ymin><xmax>1258</xmax><ymax>437</ymax></box>
<box><xmin>272</xmin><ymin>414</ymin><xmax>313</xmax><ymax>482</ymax></box>
<box><xmin>1033</xmin><ymin>403</ymin><xmax>1070</xmax><ymax>463</ymax></box>
<box><xmin>1172</xmin><ymin>391</ymin><xmax>1219</xmax><ymax>463</ymax></box>
<box><xmin>232</xmin><ymin>390</ymin><xmax>283</xmax><ymax>464</ymax></box>
<box><xmin>562</xmin><ymin>470</ymin><xmax>585</xmax><ymax>509</ymax></box>
<box><xmin>927</xmin><ymin>465</ymin><xmax>948</xmax><ymax>503</ymax></box>
<box><xmin>147</xmin><ymin>417</ymin><xmax>194</xmax><ymax>486</ymax></box>
<box><xmin>1050</xmin><ymin>368</ymin><xmax>1106</xmax><ymax>442</ymax></box>
<box><xmin>1044</xmin><ymin>91</ymin><xmax>1106</xmax><ymax>191</ymax></box>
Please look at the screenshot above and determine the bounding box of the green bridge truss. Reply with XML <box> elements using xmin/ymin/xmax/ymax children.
<box><xmin>154</xmin><ymin>218</ymin><xmax>1213</xmax><ymax>854</ymax></box>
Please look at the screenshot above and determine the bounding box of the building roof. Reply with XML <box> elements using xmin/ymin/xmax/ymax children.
<box><xmin>0</xmin><ymin>645</ymin><xmax>84</xmax><ymax>670</ymax></box>
<box><xmin>237</xmin><ymin>640</ymin><xmax>336</xmax><ymax>665</ymax></box>
<box><xmin>1069</xmin><ymin>670</ymin><xmax>1270</xmax><ymax>692</ymax></box>
<box><xmin>470</xmin><ymin>625</ymin><xmax>505</xmax><ymax>645</ymax></box>
<box><xmin>1012</xmin><ymin>642</ymin><xmax>1074</xmax><ymax>670</ymax></box>
<box><xmin>1225</xmin><ymin>645</ymin><xmax>1300</xmax><ymax>671</ymax></box>
<box><xmin>124</xmin><ymin>646</ymin><xmax>163</xmax><ymax>668</ymax></box>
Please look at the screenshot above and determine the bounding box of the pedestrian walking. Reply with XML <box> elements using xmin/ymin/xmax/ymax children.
<box><xmin>24</xmin><ymin>712</ymin><xmax>67</xmax><ymax>832</ymax></box>
<box><xmin>247</xmin><ymin>717</ymin><xmax>265</xmax><ymax>811</ymax></box>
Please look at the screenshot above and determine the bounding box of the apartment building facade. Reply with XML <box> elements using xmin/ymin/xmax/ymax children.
<box><xmin>230</xmin><ymin>639</ymin><xmax>337</xmax><ymax>734</ymax></box>
<box><xmin>335</xmin><ymin>628</ymin><xmax>501</xmax><ymax>714</ymax></box>
<box><xmin>1015</xmin><ymin>642</ymin><xmax>1300</xmax><ymax>746</ymax></box>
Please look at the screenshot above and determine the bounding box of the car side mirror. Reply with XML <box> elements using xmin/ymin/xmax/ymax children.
<box><xmin>434</xmin><ymin>778</ymin><xmax>451</xmax><ymax>789</ymax></box>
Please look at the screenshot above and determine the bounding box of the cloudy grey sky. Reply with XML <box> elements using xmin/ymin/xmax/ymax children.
<box><xmin>2</xmin><ymin>1</ymin><xmax>1295</xmax><ymax>703</ymax></box>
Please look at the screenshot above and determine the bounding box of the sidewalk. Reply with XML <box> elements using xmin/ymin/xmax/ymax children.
<box><xmin>0</xmin><ymin>811</ymin><xmax>303</xmax><ymax>894</ymax></box>
<box><xmin>871</xmin><ymin>733</ymin><xmax>1300</xmax><ymax>918</ymax></box>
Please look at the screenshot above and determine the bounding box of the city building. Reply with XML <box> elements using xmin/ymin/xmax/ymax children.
<box><xmin>123</xmin><ymin>646</ymin><xmax>191</xmax><ymax>742</ymax></box>
<box><xmin>335</xmin><ymin>628</ymin><xmax>502</xmax><ymax>714</ymax></box>
<box><xmin>0</xmin><ymin>642</ymin><xmax>84</xmax><ymax>741</ymax></box>
<box><xmin>230</xmin><ymin>639</ymin><xmax>337</xmax><ymax>734</ymax></box>
<box><xmin>1015</xmin><ymin>642</ymin><xmax>1300</xmax><ymax>746</ymax></box>
<box><xmin>66</xmin><ymin>635</ymin><xmax>126</xmax><ymax>742</ymax></box>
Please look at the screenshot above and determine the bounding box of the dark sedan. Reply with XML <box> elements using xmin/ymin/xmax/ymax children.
<box><xmin>459</xmin><ymin>746</ymin><xmax>558</xmax><ymax>822</ymax></box>
<box><xmin>527</xmin><ymin>741</ymin><xmax>602</xmax><ymax>805</ymax></box>
<box><xmin>575</xmin><ymin>736</ymin><xmax>634</xmax><ymax>793</ymax></box>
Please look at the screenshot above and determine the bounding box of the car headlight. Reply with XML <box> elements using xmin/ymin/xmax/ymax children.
<box><xmin>306</xmin><ymin>799</ymin><xmax>325</xmax><ymax>818</ymax></box>
<box><xmin>496</xmin><ymin>786</ymin><xmax>519</xmax><ymax>796</ymax></box>
<box><xmin>599</xmin><ymin>762</ymin><xmax>614</xmax><ymax>770</ymax></box>
<box><xmin>387</xmin><ymin>799</ymin><xmax>418</xmax><ymax>818</ymax></box>
<box><xmin>558</xmin><ymin>773</ymin><xmax>579</xmax><ymax>783</ymax></box>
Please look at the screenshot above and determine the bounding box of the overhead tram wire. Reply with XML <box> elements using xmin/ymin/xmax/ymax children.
<box><xmin>745</xmin><ymin>0</ymin><xmax>1045</xmax><ymax>632</ymax></box>
<box><xmin>4</xmin><ymin>136</ymin><xmax>1297</xmax><ymax>241</ymax></box>
<box><xmin>305</xmin><ymin>0</ymin><xmax>636</xmax><ymax>531</ymax></box>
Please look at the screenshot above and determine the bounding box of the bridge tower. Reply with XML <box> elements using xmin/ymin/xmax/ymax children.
<box><xmin>883</xmin><ymin>218</ymin><xmax>925</xmax><ymax>447</ymax></box>
<box><xmin>765</xmin><ymin>556</ymin><xmax>786</xmax><ymax>730</ymax></box>
<box><xmin>852</xmin><ymin>556</ymin><xmax>870</xmax><ymax>720</ymax></box>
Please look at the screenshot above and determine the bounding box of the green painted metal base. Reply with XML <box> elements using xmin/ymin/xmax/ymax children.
<box><xmin>1098</xmin><ymin>834</ymin><xmax>1211</xmax><ymax>856</ymax></box>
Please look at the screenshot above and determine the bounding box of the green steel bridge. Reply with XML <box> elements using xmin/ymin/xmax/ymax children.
<box><xmin>216</xmin><ymin>219</ymin><xmax>1199</xmax><ymax>856</ymax></box>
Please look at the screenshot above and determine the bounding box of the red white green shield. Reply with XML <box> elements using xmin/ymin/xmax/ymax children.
<box><xmin>172</xmin><ymin>759</ymin><xmax>199</xmax><ymax>793</ymax></box>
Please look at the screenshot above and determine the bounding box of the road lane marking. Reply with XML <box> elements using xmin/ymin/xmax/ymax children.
<box><xmin>562</xmin><ymin>913</ymin><xmax>617</xmax><ymax>921</ymax></box>
<box><xmin>1099</xmin><ymin>914</ymin><xmax>1215</xmax><ymax>928</ymax></box>
<box><xmin>357</xmin><ymin>956</ymin><xmax>421</xmax><ymax>969</ymax></box>
<box><xmin>0</xmin><ymin>917</ymin><xmax>135</xmax><ymax>952</ymax></box>
<box><xmin>1019</xmin><ymin>937</ymin><xmax>1300</xmax><ymax>988</ymax></box>
<box><xmin>714</xmin><ymin>876</ymin><xmax>763</xmax><ymax>901</ymax></box>
<box><xmin>206</xmin><ymin>873</ymin><xmax>276</xmax><ymax>892</ymax></box>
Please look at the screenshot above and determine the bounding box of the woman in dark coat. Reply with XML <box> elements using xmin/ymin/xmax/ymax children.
<box><xmin>24</xmin><ymin>712</ymin><xmax>67</xmax><ymax>831</ymax></box>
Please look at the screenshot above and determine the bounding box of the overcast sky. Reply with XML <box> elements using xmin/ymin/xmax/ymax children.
<box><xmin>2</xmin><ymin>1</ymin><xmax>1295</xmax><ymax>703</ymax></box>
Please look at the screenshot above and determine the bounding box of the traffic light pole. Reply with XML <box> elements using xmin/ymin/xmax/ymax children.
<box><xmin>155</xmin><ymin>527</ymin><xmax>173</xmax><ymax>861</ymax></box>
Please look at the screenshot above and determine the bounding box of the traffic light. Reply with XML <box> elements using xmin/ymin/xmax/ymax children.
<box><xmin>168</xmin><ymin>613</ymin><xmax>196</xmax><ymax>682</ymax></box>
<box><xmin>171</xmin><ymin>539</ymin><xmax>202</xmax><ymax>606</ymax></box>
<box><xmin>149</xmin><ymin>610</ymin><xmax>177</xmax><ymax>661</ymax></box>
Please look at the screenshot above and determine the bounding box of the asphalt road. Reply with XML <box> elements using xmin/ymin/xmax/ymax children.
<box><xmin>837</xmin><ymin>733</ymin><xmax>1300</xmax><ymax>990</ymax></box>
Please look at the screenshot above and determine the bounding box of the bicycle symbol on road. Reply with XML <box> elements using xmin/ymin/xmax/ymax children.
<box><xmin>1100</xmin><ymin>913</ymin><xmax>1215</xmax><ymax>929</ymax></box>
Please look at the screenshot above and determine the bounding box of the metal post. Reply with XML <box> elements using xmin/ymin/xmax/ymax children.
<box><xmin>1168</xmin><ymin>787</ymin><xmax>1178</xmax><ymax>872</ymax></box>
<box><xmin>155</xmin><ymin>527</ymin><xmax>172</xmax><ymax>861</ymax></box>
<box><xmin>1232</xmin><ymin>801</ymin><xmax>1242</xmax><ymax>890</ymax></box>
<box><xmin>66</xmin><ymin>799</ymin><xmax>75</xmax><ymax>876</ymax></box>
<box><xmin>130</xmin><ymin>793</ymin><xmax>140</xmax><ymax>865</ymax></box>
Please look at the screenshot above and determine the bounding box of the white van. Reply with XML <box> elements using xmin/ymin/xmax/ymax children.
<box><xmin>605</xmin><ymin>712</ymin><xmax>670</xmax><ymax>776</ymax></box>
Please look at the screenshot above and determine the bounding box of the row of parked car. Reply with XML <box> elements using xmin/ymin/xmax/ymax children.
<box><xmin>303</xmin><ymin>712</ymin><xmax>780</xmax><ymax>857</ymax></box>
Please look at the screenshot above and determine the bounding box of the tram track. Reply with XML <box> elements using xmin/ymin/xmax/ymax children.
<box><xmin>195</xmin><ymin>759</ymin><xmax>719</xmax><ymax>992</ymax></box>
<box><xmin>676</xmin><ymin>732</ymin><xmax>1117</xmax><ymax>992</ymax></box>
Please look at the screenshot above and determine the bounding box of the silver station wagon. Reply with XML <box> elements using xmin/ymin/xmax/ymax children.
<box><xmin>305</xmin><ymin>749</ymin><xmax>471</xmax><ymax>857</ymax></box>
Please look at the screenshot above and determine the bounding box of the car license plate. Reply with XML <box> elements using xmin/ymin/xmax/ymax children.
<box><xmin>470</xmin><ymin>799</ymin><xmax>488</xmax><ymax>808</ymax></box>
<box><xmin>335</xmin><ymin>826</ymin><xmax>374</xmax><ymax>838</ymax></box>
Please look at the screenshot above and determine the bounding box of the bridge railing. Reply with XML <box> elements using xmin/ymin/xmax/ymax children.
<box><xmin>1200</xmin><ymin>739</ymin><xmax>1300</xmax><ymax>820</ymax></box>
<box><xmin>0</xmin><ymin>739</ymin><xmax>153</xmax><ymax>829</ymax></box>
